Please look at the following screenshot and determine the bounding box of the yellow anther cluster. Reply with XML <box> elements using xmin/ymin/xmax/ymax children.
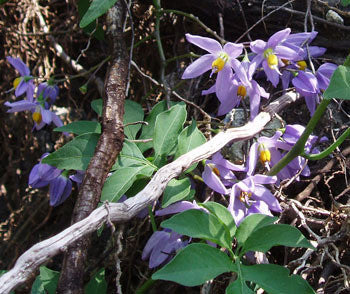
<box><xmin>267</xmin><ymin>54</ymin><xmax>278</xmax><ymax>69</ymax></box>
<box><xmin>259</xmin><ymin>149</ymin><xmax>271</xmax><ymax>164</ymax></box>
<box><xmin>237</xmin><ymin>85</ymin><xmax>247</xmax><ymax>98</ymax></box>
<box><xmin>263</xmin><ymin>48</ymin><xmax>278</xmax><ymax>69</ymax></box>
<box><xmin>297</xmin><ymin>60</ymin><xmax>307</xmax><ymax>71</ymax></box>
<box><xmin>259</xmin><ymin>144</ymin><xmax>271</xmax><ymax>164</ymax></box>
<box><xmin>211</xmin><ymin>52</ymin><xmax>229</xmax><ymax>73</ymax></box>
<box><xmin>32</xmin><ymin>112</ymin><xmax>42</xmax><ymax>124</ymax></box>
<box><xmin>239</xmin><ymin>191</ymin><xmax>252</xmax><ymax>203</ymax></box>
<box><xmin>13</xmin><ymin>77</ymin><xmax>22</xmax><ymax>89</ymax></box>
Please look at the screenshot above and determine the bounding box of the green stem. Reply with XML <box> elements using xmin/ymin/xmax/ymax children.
<box><xmin>302</xmin><ymin>127</ymin><xmax>350</xmax><ymax>160</ymax></box>
<box><xmin>162</xmin><ymin>9</ymin><xmax>226</xmax><ymax>44</ymax></box>
<box><xmin>135</xmin><ymin>278</ymin><xmax>156</xmax><ymax>294</ymax></box>
<box><xmin>148</xmin><ymin>205</ymin><xmax>157</xmax><ymax>232</ymax></box>
<box><xmin>268</xmin><ymin>98</ymin><xmax>330</xmax><ymax>176</ymax></box>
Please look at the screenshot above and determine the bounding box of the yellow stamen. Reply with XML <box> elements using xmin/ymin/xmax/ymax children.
<box><xmin>13</xmin><ymin>77</ymin><xmax>22</xmax><ymax>89</ymax></box>
<box><xmin>258</xmin><ymin>144</ymin><xmax>271</xmax><ymax>164</ymax></box>
<box><xmin>208</xmin><ymin>163</ymin><xmax>220</xmax><ymax>177</ymax></box>
<box><xmin>211</xmin><ymin>52</ymin><xmax>229</xmax><ymax>73</ymax></box>
<box><xmin>281</xmin><ymin>59</ymin><xmax>290</xmax><ymax>66</ymax></box>
<box><xmin>239</xmin><ymin>191</ymin><xmax>252</xmax><ymax>203</ymax></box>
<box><xmin>263</xmin><ymin>48</ymin><xmax>278</xmax><ymax>69</ymax></box>
<box><xmin>237</xmin><ymin>85</ymin><xmax>247</xmax><ymax>98</ymax></box>
<box><xmin>32</xmin><ymin>112</ymin><xmax>42</xmax><ymax>124</ymax></box>
<box><xmin>267</xmin><ymin>54</ymin><xmax>278</xmax><ymax>69</ymax></box>
<box><xmin>297</xmin><ymin>60</ymin><xmax>307</xmax><ymax>71</ymax></box>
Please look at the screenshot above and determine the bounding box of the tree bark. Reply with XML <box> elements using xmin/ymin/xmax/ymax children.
<box><xmin>56</xmin><ymin>2</ymin><xmax>129</xmax><ymax>293</ymax></box>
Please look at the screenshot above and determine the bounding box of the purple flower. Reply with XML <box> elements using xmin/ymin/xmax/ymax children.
<box><xmin>182</xmin><ymin>34</ymin><xmax>249</xmax><ymax>102</ymax></box>
<box><xmin>250</xmin><ymin>28</ymin><xmax>300</xmax><ymax>87</ymax></box>
<box><xmin>228</xmin><ymin>174</ymin><xmax>281</xmax><ymax>225</ymax></box>
<box><xmin>4</xmin><ymin>99</ymin><xmax>63</xmax><ymax>130</ymax></box>
<box><xmin>38</xmin><ymin>82</ymin><xmax>59</xmax><ymax>107</ymax></box>
<box><xmin>142</xmin><ymin>229</ymin><xmax>188</xmax><ymax>268</ymax></box>
<box><xmin>292</xmin><ymin>63</ymin><xmax>337</xmax><ymax>115</ymax></box>
<box><xmin>204</xmin><ymin>61</ymin><xmax>269</xmax><ymax>118</ymax></box>
<box><xmin>202</xmin><ymin>152</ymin><xmax>245</xmax><ymax>195</ymax></box>
<box><xmin>29</xmin><ymin>153</ymin><xmax>78</xmax><ymax>207</ymax></box>
<box><xmin>7</xmin><ymin>56</ymin><xmax>35</xmax><ymax>101</ymax></box>
<box><xmin>29</xmin><ymin>153</ymin><xmax>62</xmax><ymax>188</ymax></box>
<box><xmin>49</xmin><ymin>174</ymin><xmax>73</xmax><ymax>206</ymax></box>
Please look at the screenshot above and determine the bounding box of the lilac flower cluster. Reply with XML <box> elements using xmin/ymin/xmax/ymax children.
<box><xmin>29</xmin><ymin>153</ymin><xmax>84</xmax><ymax>206</ymax></box>
<box><xmin>182</xmin><ymin>29</ymin><xmax>337</xmax><ymax>118</ymax></box>
<box><xmin>5</xmin><ymin>57</ymin><xmax>62</xmax><ymax>130</ymax></box>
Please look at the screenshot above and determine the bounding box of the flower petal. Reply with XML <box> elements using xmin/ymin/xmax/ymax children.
<box><xmin>182</xmin><ymin>54</ymin><xmax>214</xmax><ymax>79</ymax></box>
<box><xmin>185</xmin><ymin>33</ymin><xmax>222</xmax><ymax>54</ymax></box>
<box><xmin>262</xmin><ymin>60</ymin><xmax>279</xmax><ymax>87</ymax></box>
<box><xmin>202</xmin><ymin>164</ymin><xmax>228</xmax><ymax>194</ymax></box>
<box><xmin>223</xmin><ymin>42</ymin><xmax>243</xmax><ymax>58</ymax></box>
<box><xmin>267</xmin><ymin>28</ymin><xmax>291</xmax><ymax>48</ymax></box>
<box><xmin>5</xmin><ymin>100</ymin><xmax>36</xmax><ymax>113</ymax></box>
<box><xmin>7</xmin><ymin>56</ymin><xmax>30</xmax><ymax>76</ymax></box>
<box><xmin>250</xmin><ymin>40</ymin><xmax>266</xmax><ymax>54</ymax></box>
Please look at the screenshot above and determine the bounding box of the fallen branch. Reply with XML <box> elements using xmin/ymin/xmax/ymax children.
<box><xmin>0</xmin><ymin>91</ymin><xmax>299</xmax><ymax>294</ymax></box>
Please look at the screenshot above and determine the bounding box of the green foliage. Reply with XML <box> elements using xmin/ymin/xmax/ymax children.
<box><xmin>152</xmin><ymin>243</ymin><xmax>235</xmax><ymax>287</ymax></box>
<box><xmin>80</xmin><ymin>0</ymin><xmax>118</xmax><ymax>28</ymax></box>
<box><xmin>85</xmin><ymin>268</ymin><xmax>107</xmax><ymax>294</ymax></box>
<box><xmin>78</xmin><ymin>0</ymin><xmax>104</xmax><ymax>40</ymax></box>
<box><xmin>54</xmin><ymin>121</ymin><xmax>101</xmax><ymax>135</ymax></box>
<box><xmin>138</xmin><ymin>100</ymin><xmax>176</xmax><ymax>152</ymax></box>
<box><xmin>161</xmin><ymin>177</ymin><xmax>192</xmax><ymax>208</ymax></box>
<box><xmin>42</xmin><ymin>133</ymin><xmax>100</xmax><ymax>170</ymax></box>
<box><xmin>153</xmin><ymin>212</ymin><xmax>315</xmax><ymax>292</ymax></box>
<box><xmin>101</xmin><ymin>165</ymin><xmax>154</xmax><ymax>203</ymax></box>
<box><xmin>240</xmin><ymin>264</ymin><xmax>315</xmax><ymax>294</ymax></box>
<box><xmin>241</xmin><ymin>224</ymin><xmax>315</xmax><ymax>254</ymax></box>
<box><xmin>226</xmin><ymin>276</ymin><xmax>254</xmax><ymax>294</ymax></box>
<box><xmin>200</xmin><ymin>201</ymin><xmax>236</xmax><ymax>238</ymax></box>
<box><xmin>91</xmin><ymin>99</ymin><xmax>103</xmax><ymax>116</ymax></box>
<box><xmin>174</xmin><ymin>119</ymin><xmax>206</xmax><ymax>159</ymax></box>
<box><xmin>235</xmin><ymin>214</ymin><xmax>277</xmax><ymax>246</ymax></box>
<box><xmin>161</xmin><ymin>209</ymin><xmax>232</xmax><ymax>249</ymax></box>
<box><xmin>323</xmin><ymin>65</ymin><xmax>350</xmax><ymax>100</ymax></box>
<box><xmin>153</xmin><ymin>103</ymin><xmax>187</xmax><ymax>165</ymax></box>
<box><xmin>124</xmin><ymin>100</ymin><xmax>144</xmax><ymax>139</ymax></box>
<box><xmin>341</xmin><ymin>0</ymin><xmax>350</xmax><ymax>6</ymax></box>
<box><xmin>31</xmin><ymin>267</ymin><xmax>59</xmax><ymax>294</ymax></box>
<box><xmin>112</xmin><ymin>140</ymin><xmax>157</xmax><ymax>170</ymax></box>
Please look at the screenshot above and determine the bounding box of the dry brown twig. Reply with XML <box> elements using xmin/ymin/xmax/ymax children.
<box><xmin>0</xmin><ymin>91</ymin><xmax>299</xmax><ymax>293</ymax></box>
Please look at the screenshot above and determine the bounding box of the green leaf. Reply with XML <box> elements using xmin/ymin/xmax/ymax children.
<box><xmin>341</xmin><ymin>0</ymin><xmax>350</xmax><ymax>7</ymax></box>
<box><xmin>112</xmin><ymin>141</ymin><xmax>156</xmax><ymax>170</ymax></box>
<box><xmin>226</xmin><ymin>276</ymin><xmax>254</xmax><ymax>294</ymax></box>
<box><xmin>174</xmin><ymin>119</ymin><xmax>206</xmax><ymax>158</ymax></box>
<box><xmin>152</xmin><ymin>243</ymin><xmax>235</xmax><ymax>287</ymax></box>
<box><xmin>200</xmin><ymin>201</ymin><xmax>236</xmax><ymax>238</ymax></box>
<box><xmin>153</xmin><ymin>103</ymin><xmax>187</xmax><ymax>163</ymax></box>
<box><xmin>42</xmin><ymin>133</ymin><xmax>100</xmax><ymax>170</ymax></box>
<box><xmin>101</xmin><ymin>165</ymin><xmax>154</xmax><ymax>202</ymax></box>
<box><xmin>162</xmin><ymin>178</ymin><xmax>191</xmax><ymax>208</ymax></box>
<box><xmin>235</xmin><ymin>214</ymin><xmax>277</xmax><ymax>248</ymax></box>
<box><xmin>80</xmin><ymin>0</ymin><xmax>118</xmax><ymax>28</ymax></box>
<box><xmin>161</xmin><ymin>209</ymin><xmax>232</xmax><ymax>249</ymax></box>
<box><xmin>78</xmin><ymin>0</ymin><xmax>104</xmax><ymax>40</ymax></box>
<box><xmin>138</xmin><ymin>100</ymin><xmax>177</xmax><ymax>153</ymax></box>
<box><xmin>241</xmin><ymin>224</ymin><xmax>315</xmax><ymax>254</ymax></box>
<box><xmin>241</xmin><ymin>264</ymin><xmax>315</xmax><ymax>294</ymax></box>
<box><xmin>31</xmin><ymin>266</ymin><xmax>60</xmax><ymax>294</ymax></box>
<box><xmin>85</xmin><ymin>268</ymin><xmax>107</xmax><ymax>294</ymax></box>
<box><xmin>124</xmin><ymin>100</ymin><xmax>144</xmax><ymax>139</ymax></box>
<box><xmin>54</xmin><ymin>121</ymin><xmax>101</xmax><ymax>135</ymax></box>
<box><xmin>323</xmin><ymin>65</ymin><xmax>350</xmax><ymax>100</ymax></box>
<box><xmin>91</xmin><ymin>99</ymin><xmax>102</xmax><ymax>116</ymax></box>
